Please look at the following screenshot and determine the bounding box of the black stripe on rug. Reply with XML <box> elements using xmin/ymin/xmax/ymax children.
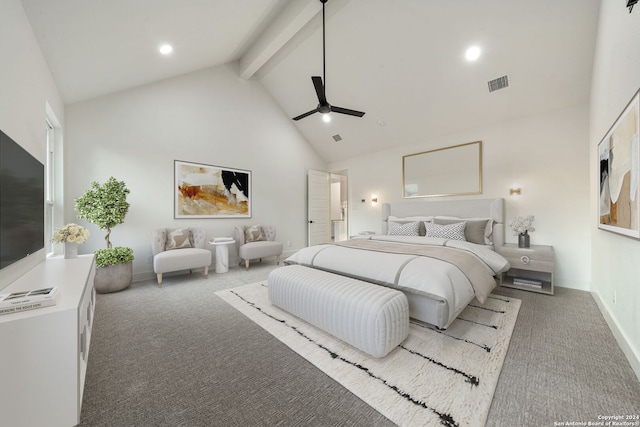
<box><xmin>411</xmin><ymin>320</ymin><xmax>493</xmax><ymax>352</ymax></box>
<box><xmin>467</xmin><ymin>304</ymin><xmax>506</xmax><ymax>314</ymax></box>
<box><xmin>399</xmin><ymin>344</ymin><xmax>480</xmax><ymax>386</ymax></box>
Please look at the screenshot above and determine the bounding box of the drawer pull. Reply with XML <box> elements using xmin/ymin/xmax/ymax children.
<box><xmin>520</xmin><ymin>255</ymin><xmax>530</xmax><ymax>265</ymax></box>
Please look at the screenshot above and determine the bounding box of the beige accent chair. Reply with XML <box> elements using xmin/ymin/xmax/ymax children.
<box><xmin>234</xmin><ymin>225</ymin><xmax>283</xmax><ymax>270</ymax></box>
<box><xmin>151</xmin><ymin>228</ymin><xmax>212</xmax><ymax>287</ymax></box>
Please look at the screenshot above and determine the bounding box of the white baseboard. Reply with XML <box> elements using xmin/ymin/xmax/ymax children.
<box><xmin>591</xmin><ymin>291</ymin><xmax>640</xmax><ymax>383</ymax></box>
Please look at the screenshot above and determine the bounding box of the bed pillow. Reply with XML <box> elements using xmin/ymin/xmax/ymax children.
<box><xmin>165</xmin><ymin>228</ymin><xmax>192</xmax><ymax>250</ymax></box>
<box><xmin>434</xmin><ymin>217</ymin><xmax>494</xmax><ymax>245</ymax></box>
<box><xmin>245</xmin><ymin>225</ymin><xmax>266</xmax><ymax>243</ymax></box>
<box><xmin>387</xmin><ymin>220</ymin><xmax>421</xmax><ymax>236</ymax></box>
<box><xmin>425</xmin><ymin>221</ymin><xmax>466</xmax><ymax>241</ymax></box>
<box><xmin>388</xmin><ymin>216</ymin><xmax>432</xmax><ymax>236</ymax></box>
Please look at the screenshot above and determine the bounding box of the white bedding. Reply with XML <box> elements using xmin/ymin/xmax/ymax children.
<box><xmin>284</xmin><ymin>235</ymin><xmax>510</xmax><ymax>329</ymax></box>
<box><xmin>364</xmin><ymin>235</ymin><xmax>510</xmax><ymax>274</ymax></box>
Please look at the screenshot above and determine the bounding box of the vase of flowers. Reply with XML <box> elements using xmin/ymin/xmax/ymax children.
<box><xmin>53</xmin><ymin>223</ymin><xmax>90</xmax><ymax>259</ymax></box>
<box><xmin>509</xmin><ymin>215</ymin><xmax>535</xmax><ymax>248</ymax></box>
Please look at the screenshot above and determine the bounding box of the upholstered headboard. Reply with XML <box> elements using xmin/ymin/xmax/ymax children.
<box><xmin>381</xmin><ymin>198</ymin><xmax>505</xmax><ymax>248</ymax></box>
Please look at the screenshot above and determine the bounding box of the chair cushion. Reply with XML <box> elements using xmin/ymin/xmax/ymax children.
<box><xmin>153</xmin><ymin>248</ymin><xmax>211</xmax><ymax>274</ymax></box>
<box><xmin>238</xmin><ymin>240</ymin><xmax>283</xmax><ymax>260</ymax></box>
<box><xmin>165</xmin><ymin>228</ymin><xmax>193</xmax><ymax>250</ymax></box>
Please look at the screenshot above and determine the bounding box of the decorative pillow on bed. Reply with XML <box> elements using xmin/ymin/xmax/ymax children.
<box><xmin>245</xmin><ymin>225</ymin><xmax>266</xmax><ymax>243</ymax></box>
<box><xmin>434</xmin><ymin>217</ymin><xmax>493</xmax><ymax>245</ymax></box>
<box><xmin>165</xmin><ymin>228</ymin><xmax>192</xmax><ymax>250</ymax></box>
<box><xmin>425</xmin><ymin>221</ymin><xmax>466</xmax><ymax>240</ymax></box>
<box><xmin>387</xmin><ymin>220</ymin><xmax>421</xmax><ymax>236</ymax></box>
<box><xmin>388</xmin><ymin>216</ymin><xmax>432</xmax><ymax>236</ymax></box>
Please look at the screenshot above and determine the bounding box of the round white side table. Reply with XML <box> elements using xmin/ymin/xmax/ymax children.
<box><xmin>208</xmin><ymin>239</ymin><xmax>236</xmax><ymax>273</ymax></box>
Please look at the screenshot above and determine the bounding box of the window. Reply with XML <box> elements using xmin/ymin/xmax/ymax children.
<box><xmin>45</xmin><ymin>119</ymin><xmax>55</xmax><ymax>254</ymax></box>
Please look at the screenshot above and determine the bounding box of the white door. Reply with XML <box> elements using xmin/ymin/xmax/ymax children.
<box><xmin>307</xmin><ymin>169</ymin><xmax>331</xmax><ymax>246</ymax></box>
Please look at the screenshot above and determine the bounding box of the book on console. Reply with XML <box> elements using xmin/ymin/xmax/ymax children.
<box><xmin>0</xmin><ymin>287</ymin><xmax>61</xmax><ymax>316</ymax></box>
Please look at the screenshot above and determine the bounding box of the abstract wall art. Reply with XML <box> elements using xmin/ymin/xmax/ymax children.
<box><xmin>598</xmin><ymin>89</ymin><xmax>640</xmax><ymax>238</ymax></box>
<box><xmin>174</xmin><ymin>160</ymin><xmax>251</xmax><ymax>218</ymax></box>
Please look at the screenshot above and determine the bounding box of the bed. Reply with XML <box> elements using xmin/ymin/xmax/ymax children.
<box><xmin>284</xmin><ymin>198</ymin><xmax>510</xmax><ymax>329</ymax></box>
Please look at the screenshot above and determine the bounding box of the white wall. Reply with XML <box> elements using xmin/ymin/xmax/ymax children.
<box><xmin>64</xmin><ymin>64</ymin><xmax>325</xmax><ymax>281</ymax></box>
<box><xmin>0</xmin><ymin>0</ymin><xmax>64</xmax><ymax>288</ymax></box>
<box><xmin>328</xmin><ymin>104</ymin><xmax>591</xmax><ymax>290</ymax></box>
<box><xmin>589</xmin><ymin>1</ymin><xmax>640</xmax><ymax>378</ymax></box>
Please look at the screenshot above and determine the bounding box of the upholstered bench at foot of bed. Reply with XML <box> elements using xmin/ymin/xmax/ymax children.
<box><xmin>267</xmin><ymin>265</ymin><xmax>410</xmax><ymax>358</ymax></box>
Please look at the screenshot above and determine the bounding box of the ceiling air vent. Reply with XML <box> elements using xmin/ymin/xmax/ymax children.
<box><xmin>332</xmin><ymin>134</ymin><xmax>343</xmax><ymax>142</ymax></box>
<box><xmin>488</xmin><ymin>75</ymin><xmax>509</xmax><ymax>93</ymax></box>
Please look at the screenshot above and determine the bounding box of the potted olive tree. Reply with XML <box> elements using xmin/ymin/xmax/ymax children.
<box><xmin>75</xmin><ymin>177</ymin><xmax>134</xmax><ymax>293</ymax></box>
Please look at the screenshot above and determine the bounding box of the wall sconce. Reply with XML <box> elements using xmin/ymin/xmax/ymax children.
<box><xmin>509</xmin><ymin>188</ymin><xmax>521</xmax><ymax>196</ymax></box>
<box><xmin>371</xmin><ymin>195</ymin><xmax>378</xmax><ymax>206</ymax></box>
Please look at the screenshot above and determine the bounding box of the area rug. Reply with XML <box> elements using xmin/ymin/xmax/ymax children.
<box><xmin>216</xmin><ymin>282</ymin><xmax>521</xmax><ymax>427</ymax></box>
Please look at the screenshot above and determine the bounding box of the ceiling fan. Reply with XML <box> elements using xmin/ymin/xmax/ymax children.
<box><xmin>292</xmin><ymin>0</ymin><xmax>365</xmax><ymax>122</ymax></box>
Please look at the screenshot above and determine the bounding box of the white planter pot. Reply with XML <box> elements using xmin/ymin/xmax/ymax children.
<box><xmin>94</xmin><ymin>261</ymin><xmax>132</xmax><ymax>293</ymax></box>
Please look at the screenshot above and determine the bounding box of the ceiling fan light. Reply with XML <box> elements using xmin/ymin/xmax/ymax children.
<box><xmin>291</xmin><ymin>0</ymin><xmax>365</xmax><ymax>121</ymax></box>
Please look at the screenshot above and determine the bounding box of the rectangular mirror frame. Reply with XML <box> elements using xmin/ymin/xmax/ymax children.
<box><xmin>402</xmin><ymin>140</ymin><xmax>483</xmax><ymax>198</ymax></box>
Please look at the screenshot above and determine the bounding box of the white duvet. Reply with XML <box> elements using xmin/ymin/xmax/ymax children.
<box><xmin>364</xmin><ymin>235</ymin><xmax>511</xmax><ymax>274</ymax></box>
<box><xmin>284</xmin><ymin>235</ymin><xmax>510</xmax><ymax>328</ymax></box>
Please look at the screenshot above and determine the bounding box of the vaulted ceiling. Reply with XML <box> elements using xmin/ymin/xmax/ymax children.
<box><xmin>21</xmin><ymin>0</ymin><xmax>602</xmax><ymax>162</ymax></box>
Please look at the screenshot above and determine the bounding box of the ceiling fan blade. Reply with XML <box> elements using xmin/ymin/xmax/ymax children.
<box><xmin>292</xmin><ymin>108</ymin><xmax>318</xmax><ymax>121</ymax></box>
<box><xmin>312</xmin><ymin>76</ymin><xmax>327</xmax><ymax>104</ymax></box>
<box><xmin>331</xmin><ymin>106</ymin><xmax>366</xmax><ymax>117</ymax></box>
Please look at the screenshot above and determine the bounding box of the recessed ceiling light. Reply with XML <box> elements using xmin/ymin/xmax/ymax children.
<box><xmin>465</xmin><ymin>46</ymin><xmax>481</xmax><ymax>61</ymax></box>
<box><xmin>159</xmin><ymin>44</ymin><xmax>173</xmax><ymax>55</ymax></box>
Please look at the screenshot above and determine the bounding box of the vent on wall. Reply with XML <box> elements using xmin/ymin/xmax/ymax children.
<box><xmin>332</xmin><ymin>134</ymin><xmax>343</xmax><ymax>142</ymax></box>
<box><xmin>488</xmin><ymin>75</ymin><xmax>509</xmax><ymax>92</ymax></box>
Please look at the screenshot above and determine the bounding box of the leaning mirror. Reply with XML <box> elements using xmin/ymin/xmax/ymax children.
<box><xmin>403</xmin><ymin>141</ymin><xmax>482</xmax><ymax>198</ymax></box>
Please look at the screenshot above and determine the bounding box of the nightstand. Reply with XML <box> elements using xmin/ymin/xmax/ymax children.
<box><xmin>497</xmin><ymin>243</ymin><xmax>555</xmax><ymax>295</ymax></box>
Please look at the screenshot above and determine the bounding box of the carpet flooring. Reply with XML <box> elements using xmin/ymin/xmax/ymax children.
<box><xmin>78</xmin><ymin>263</ymin><xmax>640</xmax><ymax>426</ymax></box>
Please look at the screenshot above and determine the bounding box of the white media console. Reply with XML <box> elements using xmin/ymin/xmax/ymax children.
<box><xmin>0</xmin><ymin>255</ymin><xmax>96</xmax><ymax>427</ymax></box>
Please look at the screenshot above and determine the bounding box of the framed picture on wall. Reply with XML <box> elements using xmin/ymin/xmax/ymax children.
<box><xmin>174</xmin><ymin>160</ymin><xmax>251</xmax><ymax>218</ymax></box>
<box><xmin>598</xmin><ymin>88</ymin><xmax>640</xmax><ymax>238</ymax></box>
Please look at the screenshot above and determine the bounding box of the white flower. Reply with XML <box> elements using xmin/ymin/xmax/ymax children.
<box><xmin>509</xmin><ymin>215</ymin><xmax>536</xmax><ymax>235</ymax></box>
<box><xmin>52</xmin><ymin>223</ymin><xmax>90</xmax><ymax>244</ymax></box>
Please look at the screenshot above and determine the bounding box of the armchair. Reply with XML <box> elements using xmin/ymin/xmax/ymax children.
<box><xmin>234</xmin><ymin>225</ymin><xmax>283</xmax><ymax>270</ymax></box>
<box><xmin>151</xmin><ymin>228</ymin><xmax>212</xmax><ymax>287</ymax></box>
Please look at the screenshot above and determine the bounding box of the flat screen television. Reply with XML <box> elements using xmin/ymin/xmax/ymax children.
<box><xmin>0</xmin><ymin>129</ymin><xmax>45</xmax><ymax>270</ymax></box>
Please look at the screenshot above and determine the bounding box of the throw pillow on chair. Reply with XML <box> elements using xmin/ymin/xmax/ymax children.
<box><xmin>244</xmin><ymin>225</ymin><xmax>265</xmax><ymax>243</ymax></box>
